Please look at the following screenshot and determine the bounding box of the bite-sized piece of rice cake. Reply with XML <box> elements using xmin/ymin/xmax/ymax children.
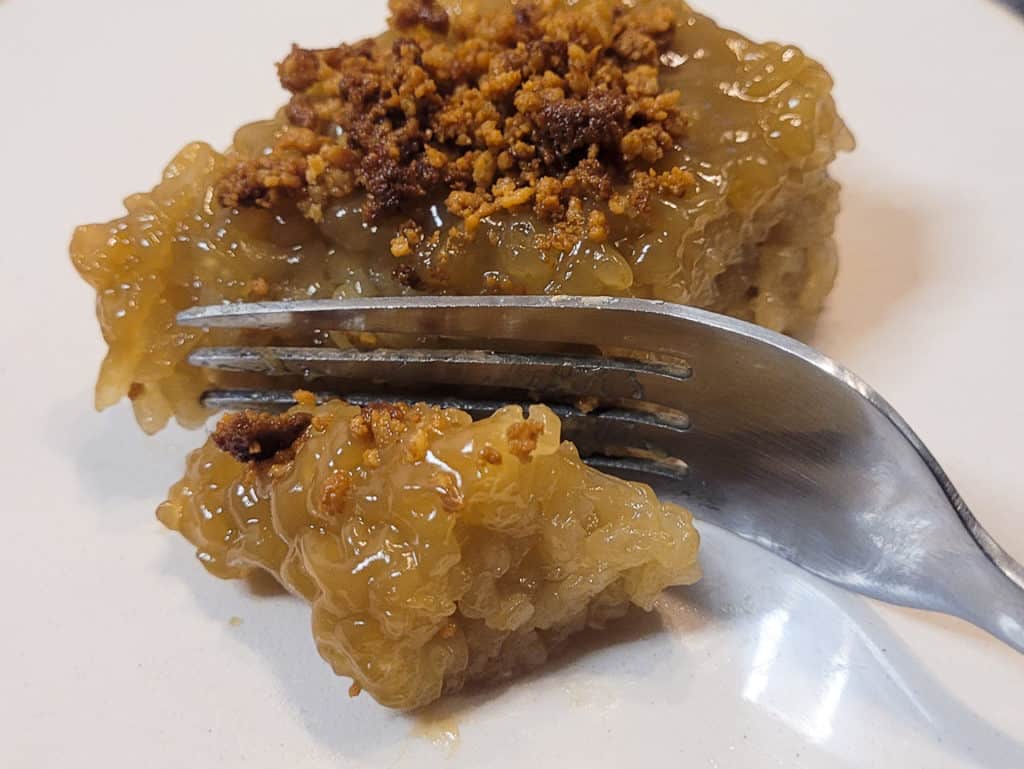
<box><xmin>157</xmin><ymin>398</ymin><xmax>701</xmax><ymax>708</ymax></box>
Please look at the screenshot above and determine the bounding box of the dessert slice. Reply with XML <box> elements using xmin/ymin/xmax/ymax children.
<box><xmin>70</xmin><ymin>0</ymin><xmax>852</xmax><ymax>434</ymax></box>
<box><xmin>157</xmin><ymin>398</ymin><xmax>701</xmax><ymax>709</ymax></box>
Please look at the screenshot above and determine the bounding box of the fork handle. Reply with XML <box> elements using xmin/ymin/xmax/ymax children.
<box><xmin>942</xmin><ymin>526</ymin><xmax>1024</xmax><ymax>653</ymax></box>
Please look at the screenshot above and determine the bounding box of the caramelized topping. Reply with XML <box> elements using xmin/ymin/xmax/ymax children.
<box><xmin>348</xmin><ymin>401</ymin><xmax>415</xmax><ymax>446</ymax></box>
<box><xmin>217</xmin><ymin>0</ymin><xmax>692</xmax><ymax>247</ymax></box>
<box><xmin>390</xmin><ymin>0</ymin><xmax>451</xmax><ymax>34</ymax></box>
<box><xmin>505</xmin><ymin>417</ymin><xmax>545</xmax><ymax>460</ymax></box>
<box><xmin>212</xmin><ymin>410</ymin><xmax>312</xmax><ymax>462</ymax></box>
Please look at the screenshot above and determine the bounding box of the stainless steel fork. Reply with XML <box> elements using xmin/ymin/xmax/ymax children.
<box><xmin>177</xmin><ymin>295</ymin><xmax>1024</xmax><ymax>653</ymax></box>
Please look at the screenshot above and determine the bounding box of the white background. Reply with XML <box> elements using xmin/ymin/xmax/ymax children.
<box><xmin>1</xmin><ymin>1</ymin><xmax>1022</xmax><ymax>767</ymax></box>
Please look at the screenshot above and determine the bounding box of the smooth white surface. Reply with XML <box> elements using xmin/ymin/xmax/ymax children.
<box><xmin>1</xmin><ymin>0</ymin><xmax>1022</xmax><ymax>766</ymax></box>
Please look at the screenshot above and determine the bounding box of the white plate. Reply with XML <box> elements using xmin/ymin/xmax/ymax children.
<box><xmin>1</xmin><ymin>1</ymin><xmax>1022</xmax><ymax>767</ymax></box>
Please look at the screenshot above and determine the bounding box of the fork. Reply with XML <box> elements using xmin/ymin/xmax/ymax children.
<box><xmin>177</xmin><ymin>295</ymin><xmax>1024</xmax><ymax>653</ymax></box>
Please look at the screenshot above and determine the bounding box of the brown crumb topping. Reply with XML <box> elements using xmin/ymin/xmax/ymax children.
<box><xmin>349</xmin><ymin>401</ymin><xmax>412</xmax><ymax>447</ymax></box>
<box><xmin>480</xmin><ymin>445</ymin><xmax>502</xmax><ymax>465</ymax></box>
<box><xmin>434</xmin><ymin>470</ymin><xmax>464</xmax><ymax>511</ymax></box>
<box><xmin>506</xmin><ymin>418</ymin><xmax>545</xmax><ymax>460</ymax></box>
<box><xmin>212</xmin><ymin>410</ymin><xmax>313</xmax><ymax>462</ymax></box>
<box><xmin>320</xmin><ymin>471</ymin><xmax>353</xmax><ymax>516</ymax></box>
<box><xmin>216</xmin><ymin>0</ymin><xmax>693</xmax><ymax>253</ymax></box>
<box><xmin>390</xmin><ymin>0</ymin><xmax>450</xmax><ymax>34</ymax></box>
<box><xmin>404</xmin><ymin>427</ymin><xmax>430</xmax><ymax>463</ymax></box>
<box><xmin>293</xmin><ymin>389</ymin><xmax>317</xmax><ymax>407</ymax></box>
<box><xmin>245</xmin><ymin>277</ymin><xmax>271</xmax><ymax>300</ymax></box>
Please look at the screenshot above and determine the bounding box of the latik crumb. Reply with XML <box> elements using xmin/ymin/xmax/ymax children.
<box><xmin>216</xmin><ymin>0</ymin><xmax>692</xmax><ymax>262</ymax></box>
<box><xmin>506</xmin><ymin>419</ymin><xmax>545</xmax><ymax>460</ymax></box>
<box><xmin>405</xmin><ymin>427</ymin><xmax>430</xmax><ymax>463</ymax></box>
<box><xmin>246</xmin><ymin>277</ymin><xmax>270</xmax><ymax>299</ymax></box>
<box><xmin>390</xmin><ymin>220</ymin><xmax>424</xmax><ymax>258</ymax></box>
<box><xmin>320</xmin><ymin>471</ymin><xmax>353</xmax><ymax>516</ymax></box>
<box><xmin>434</xmin><ymin>471</ymin><xmax>464</xmax><ymax>511</ymax></box>
<box><xmin>293</xmin><ymin>389</ymin><xmax>317</xmax><ymax>407</ymax></box>
<box><xmin>480</xmin><ymin>445</ymin><xmax>502</xmax><ymax>465</ymax></box>
<box><xmin>349</xmin><ymin>402</ymin><xmax>411</xmax><ymax>447</ymax></box>
<box><xmin>212</xmin><ymin>410</ymin><xmax>313</xmax><ymax>462</ymax></box>
<box><xmin>389</xmin><ymin>0</ymin><xmax>450</xmax><ymax>34</ymax></box>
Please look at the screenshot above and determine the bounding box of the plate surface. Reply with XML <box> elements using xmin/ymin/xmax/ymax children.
<box><xmin>1</xmin><ymin>1</ymin><xmax>1022</xmax><ymax>767</ymax></box>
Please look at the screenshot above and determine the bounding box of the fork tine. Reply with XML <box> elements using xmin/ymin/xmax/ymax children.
<box><xmin>189</xmin><ymin>346</ymin><xmax>691</xmax><ymax>410</ymax></box>
<box><xmin>175</xmin><ymin>296</ymin><xmax>726</xmax><ymax>360</ymax></box>
<box><xmin>200</xmin><ymin>388</ymin><xmax>690</xmax><ymax>480</ymax></box>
